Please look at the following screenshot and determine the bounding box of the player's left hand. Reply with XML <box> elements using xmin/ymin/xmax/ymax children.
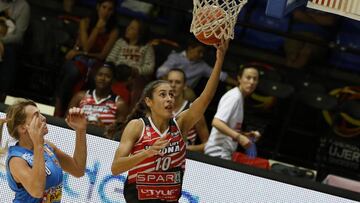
<box><xmin>246</xmin><ymin>130</ymin><xmax>261</xmax><ymax>142</ymax></box>
<box><xmin>66</xmin><ymin>107</ymin><xmax>87</xmax><ymax>132</ymax></box>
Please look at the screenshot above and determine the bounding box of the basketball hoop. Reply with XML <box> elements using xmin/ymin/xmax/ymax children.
<box><xmin>190</xmin><ymin>0</ymin><xmax>247</xmax><ymax>44</ymax></box>
<box><xmin>307</xmin><ymin>0</ymin><xmax>360</xmax><ymax>21</ymax></box>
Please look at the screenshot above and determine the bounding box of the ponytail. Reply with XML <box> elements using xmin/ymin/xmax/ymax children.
<box><xmin>104</xmin><ymin>100</ymin><xmax>147</xmax><ymax>141</ymax></box>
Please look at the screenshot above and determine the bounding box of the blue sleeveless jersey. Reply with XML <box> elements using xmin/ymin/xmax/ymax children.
<box><xmin>6</xmin><ymin>143</ymin><xmax>63</xmax><ymax>203</ymax></box>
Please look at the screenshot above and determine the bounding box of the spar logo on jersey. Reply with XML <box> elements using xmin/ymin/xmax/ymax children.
<box><xmin>136</xmin><ymin>172</ymin><xmax>181</xmax><ymax>185</ymax></box>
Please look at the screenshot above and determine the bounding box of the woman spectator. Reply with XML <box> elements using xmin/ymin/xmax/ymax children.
<box><xmin>67</xmin><ymin>63</ymin><xmax>128</xmax><ymax>128</ymax></box>
<box><xmin>106</xmin><ymin>18</ymin><xmax>155</xmax><ymax>108</ymax></box>
<box><xmin>205</xmin><ymin>65</ymin><xmax>261</xmax><ymax>160</ymax></box>
<box><xmin>55</xmin><ymin>0</ymin><xmax>119</xmax><ymax>117</ymax></box>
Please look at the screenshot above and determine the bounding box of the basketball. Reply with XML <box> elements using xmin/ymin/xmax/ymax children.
<box><xmin>194</xmin><ymin>6</ymin><xmax>225</xmax><ymax>45</ymax></box>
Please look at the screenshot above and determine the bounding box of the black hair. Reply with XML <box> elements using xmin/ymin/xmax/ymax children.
<box><xmin>124</xmin><ymin>19</ymin><xmax>149</xmax><ymax>46</ymax></box>
<box><xmin>186</xmin><ymin>37</ymin><xmax>205</xmax><ymax>50</ymax></box>
<box><xmin>88</xmin><ymin>0</ymin><xmax>117</xmax><ymax>34</ymax></box>
<box><xmin>114</xmin><ymin>80</ymin><xmax>170</xmax><ymax>138</ymax></box>
<box><xmin>167</xmin><ymin>68</ymin><xmax>187</xmax><ymax>83</ymax></box>
<box><xmin>238</xmin><ymin>64</ymin><xmax>260</xmax><ymax>77</ymax></box>
<box><xmin>114</xmin><ymin>64</ymin><xmax>132</xmax><ymax>82</ymax></box>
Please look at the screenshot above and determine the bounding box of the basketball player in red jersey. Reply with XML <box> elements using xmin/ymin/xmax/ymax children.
<box><xmin>111</xmin><ymin>39</ymin><xmax>229</xmax><ymax>202</ymax></box>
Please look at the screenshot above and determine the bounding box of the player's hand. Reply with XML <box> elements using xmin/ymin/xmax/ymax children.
<box><xmin>144</xmin><ymin>136</ymin><xmax>170</xmax><ymax>157</ymax></box>
<box><xmin>237</xmin><ymin>133</ymin><xmax>251</xmax><ymax>149</ymax></box>
<box><xmin>214</xmin><ymin>38</ymin><xmax>229</xmax><ymax>59</ymax></box>
<box><xmin>244</xmin><ymin>131</ymin><xmax>261</xmax><ymax>142</ymax></box>
<box><xmin>96</xmin><ymin>18</ymin><xmax>106</xmax><ymax>29</ymax></box>
<box><xmin>65</xmin><ymin>107</ymin><xmax>87</xmax><ymax>132</ymax></box>
<box><xmin>27</xmin><ymin>115</ymin><xmax>45</xmax><ymax>146</ymax></box>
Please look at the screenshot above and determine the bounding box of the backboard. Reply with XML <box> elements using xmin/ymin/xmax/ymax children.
<box><xmin>307</xmin><ymin>0</ymin><xmax>360</xmax><ymax>21</ymax></box>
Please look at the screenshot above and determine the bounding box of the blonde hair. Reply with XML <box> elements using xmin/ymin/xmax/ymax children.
<box><xmin>0</xmin><ymin>100</ymin><xmax>37</xmax><ymax>165</ymax></box>
<box><xmin>0</xmin><ymin>119</ymin><xmax>7</xmax><ymax>168</ymax></box>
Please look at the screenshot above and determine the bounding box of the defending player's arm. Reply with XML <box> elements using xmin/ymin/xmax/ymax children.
<box><xmin>49</xmin><ymin>108</ymin><xmax>87</xmax><ymax>177</ymax></box>
<box><xmin>111</xmin><ymin>120</ymin><xmax>169</xmax><ymax>175</ymax></box>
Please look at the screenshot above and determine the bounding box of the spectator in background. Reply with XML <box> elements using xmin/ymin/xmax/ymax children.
<box><xmin>102</xmin><ymin>64</ymin><xmax>134</xmax><ymax>141</ymax></box>
<box><xmin>67</xmin><ymin>63</ymin><xmax>128</xmax><ymax>128</ymax></box>
<box><xmin>156</xmin><ymin>38</ymin><xmax>237</xmax><ymax>101</ymax></box>
<box><xmin>0</xmin><ymin>16</ymin><xmax>15</xmax><ymax>38</ymax></box>
<box><xmin>0</xmin><ymin>16</ymin><xmax>15</xmax><ymax>61</ymax></box>
<box><xmin>167</xmin><ymin>68</ymin><xmax>209</xmax><ymax>152</ymax></box>
<box><xmin>106</xmin><ymin>18</ymin><xmax>155</xmax><ymax>108</ymax></box>
<box><xmin>284</xmin><ymin>8</ymin><xmax>338</xmax><ymax>69</ymax></box>
<box><xmin>63</xmin><ymin>0</ymin><xmax>77</xmax><ymax>13</ymax></box>
<box><xmin>205</xmin><ymin>65</ymin><xmax>261</xmax><ymax>160</ymax></box>
<box><xmin>55</xmin><ymin>0</ymin><xmax>119</xmax><ymax>117</ymax></box>
<box><xmin>111</xmin><ymin>63</ymin><xmax>132</xmax><ymax>105</ymax></box>
<box><xmin>0</xmin><ymin>0</ymin><xmax>30</xmax><ymax>102</ymax></box>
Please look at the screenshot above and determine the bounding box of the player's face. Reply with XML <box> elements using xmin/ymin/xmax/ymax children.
<box><xmin>24</xmin><ymin>105</ymin><xmax>48</xmax><ymax>137</ymax></box>
<box><xmin>238</xmin><ymin>68</ymin><xmax>259</xmax><ymax>96</ymax></box>
<box><xmin>167</xmin><ymin>71</ymin><xmax>186</xmax><ymax>98</ymax></box>
<box><xmin>95</xmin><ymin>67</ymin><xmax>113</xmax><ymax>90</ymax></box>
<box><xmin>97</xmin><ymin>1</ymin><xmax>114</xmax><ymax>20</ymax></box>
<box><xmin>125</xmin><ymin>20</ymin><xmax>140</xmax><ymax>41</ymax></box>
<box><xmin>187</xmin><ymin>46</ymin><xmax>205</xmax><ymax>61</ymax></box>
<box><xmin>146</xmin><ymin>83</ymin><xmax>175</xmax><ymax>119</ymax></box>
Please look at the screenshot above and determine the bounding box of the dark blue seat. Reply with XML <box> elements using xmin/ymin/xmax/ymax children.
<box><xmin>329</xmin><ymin>32</ymin><xmax>360</xmax><ymax>72</ymax></box>
<box><xmin>239</xmin><ymin>8</ymin><xmax>289</xmax><ymax>51</ymax></box>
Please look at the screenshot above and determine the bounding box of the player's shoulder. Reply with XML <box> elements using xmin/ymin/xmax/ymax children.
<box><xmin>126</xmin><ymin>119</ymin><xmax>144</xmax><ymax>131</ymax></box>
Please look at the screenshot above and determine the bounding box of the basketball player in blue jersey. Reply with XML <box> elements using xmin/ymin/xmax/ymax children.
<box><xmin>0</xmin><ymin>100</ymin><xmax>87</xmax><ymax>203</ymax></box>
<box><xmin>111</xmin><ymin>39</ymin><xmax>229</xmax><ymax>202</ymax></box>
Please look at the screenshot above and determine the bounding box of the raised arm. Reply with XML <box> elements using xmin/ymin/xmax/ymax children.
<box><xmin>86</xmin><ymin>28</ymin><xmax>119</xmax><ymax>60</ymax></box>
<box><xmin>79</xmin><ymin>18</ymin><xmax>105</xmax><ymax>52</ymax></box>
<box><xmin>177</xmin><ymin>40</ymin><xmax>229</xmax><ymax>133</ymax></box>
<box><xmin>8</xmin><ymin>116</ymin><xmax>46</xmax><ymax>198</ymax></box>
<box><xmin>111</xmin><ymin>119</ymin><xmax>169</xmax><ymax>175</ymax></box>
<box><xmin>50</xmin><ymin>107</ymin><xmax>87</xmax><ymax>177</ymax></box>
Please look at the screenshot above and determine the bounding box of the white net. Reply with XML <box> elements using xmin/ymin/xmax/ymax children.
<box><xmin>190</xmin><ymin>0</ymin><xmax>247</xmax><ymax>42</ymax></box>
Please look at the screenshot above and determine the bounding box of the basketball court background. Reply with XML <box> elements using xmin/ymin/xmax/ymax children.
<box><xmin>0</xmin><ymin>113</ymin><xmax>358</xmax><ymax>203</ymax></box>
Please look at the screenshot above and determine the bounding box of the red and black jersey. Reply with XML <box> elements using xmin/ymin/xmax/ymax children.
<box><xmin>124</xmin><ymin>117</ymin><xmax>186</xmax><ymax>202</ymax></box>
<box><xmin>79</xmin><ymin>89</ymin><xmax>118</xmax><ymax>125</ymax></box>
